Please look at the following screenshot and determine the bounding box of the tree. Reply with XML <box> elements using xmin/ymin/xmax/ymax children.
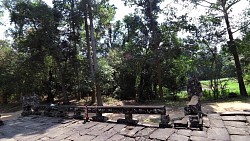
<box><xmin>0</xmin><ymin>40</ymin><xmax>16</xmax><ymax>104</ymax></box>
<box><xmin>53</xmin><ymin>0</ymin><xmax>85</xmax><ymax>104</ymax></box>
<box><xmin>122</xmin><ymin>0</ymin><xmax>164</xmax><ymax>100</ymax></box>
<box><xmin>88</xmin><ymin>0</ymin><xmax>102</xmax><ymax>106</ymax></box>
<box><xmin>4</xmin><ymin>0</ymin><xmax>70</xmax><ymax>103</ymax></box>
<box><xmin>81</xmin><ymin>0</ymin><xmax>115</xmax><ymax>105</ymax></box>
<box><xmin>188</xmin><ymin>0</ymin><xmax>248</xmax><ymax>96</ymax></box>
<box><xmin>81</xmin><ymin>0</ymin><xmax>95</xmax><ymax>103</ymax></box>
<box><xmin>0</xmin><ymin>1</ymin><xmax>4</xmax><ymax>25</ymax></box>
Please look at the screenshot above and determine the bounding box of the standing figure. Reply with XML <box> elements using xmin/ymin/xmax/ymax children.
<box><xmin>187</xmin><ymin>75</ymin><xmax>203</xmax><ymax>100</ymax></box>
<box><xmin>185</xmin><ymin>75</ymin><xmax>204</xmax><ymax>130</ymax></box>
<box><xmin>185</xmin><ymin>75</ymin><xmax>203</xmax><ymax>115</ymax></box>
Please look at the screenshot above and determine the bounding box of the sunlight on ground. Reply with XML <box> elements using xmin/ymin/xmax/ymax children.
<box><xmin>1</xmin><ymin>111</ymin><xmax>22</xmax><ymax>121</ymax></box>
<box><xmin>1</xmin><ymin>115</ymin><xmax>12</xmax><ymax>118</ymax></box>
<box><xmin>209</xmin><ymin>101</ymin><xmax>250</xmax><ymax>112</ymax></box>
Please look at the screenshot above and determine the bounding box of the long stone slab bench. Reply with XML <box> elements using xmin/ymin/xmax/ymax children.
<box><xmin>86</xmin><ymin>105</ymin><xmax>170</xmax><ymax>127</ymax></box>
<box><xmin>22</xmin><ymin>100</ymin><xmax>170</xmax><ymax>127</ymax></box>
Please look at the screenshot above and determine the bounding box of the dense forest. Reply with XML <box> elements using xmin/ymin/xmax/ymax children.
<box><xmin>0</xmin><ymin>0</ymin><xmax>250</xmax><ymax>105</ymax></box>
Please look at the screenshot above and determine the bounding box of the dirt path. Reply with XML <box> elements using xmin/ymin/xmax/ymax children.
<box><xmin>1</xmin><ymin>110</ymin><xmax>22</xmax><ymax>121</ymax></box>
<box><xmin>1</xmin><ymin>101</ymin><xmax>250</xmax><ymax>122</ymax></box>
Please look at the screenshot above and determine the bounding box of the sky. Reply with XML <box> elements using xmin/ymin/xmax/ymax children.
<box><xmin>0</xmin><ymin>0</ymin><xmax>249</xmax><ymax>40</ymax></box>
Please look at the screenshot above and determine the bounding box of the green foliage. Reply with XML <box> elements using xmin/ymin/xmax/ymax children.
<box><xmin>2</xmin><ymin>0</ymin><xmax>250</xmax><ymax>104</ymax></box>
<box><xmin>201</xmin><ymin>78</ymin><xmax>250</xmax><ymax>99</ymax></box>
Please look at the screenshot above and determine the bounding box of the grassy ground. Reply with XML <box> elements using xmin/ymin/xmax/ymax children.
<box><xmin>200</xmin><ymin>78</ymin><xmax>250</xmax><ymax>94</ymax></box>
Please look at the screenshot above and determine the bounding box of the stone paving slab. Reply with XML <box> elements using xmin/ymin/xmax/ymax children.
<box><xmin>209</xmin><ymin>119</ymin><xmax>225</xmax><ymax>128</ymax></box>
<box><xmin>207</xmin><ymin>127</ymin><xmax>230</xmax><ymax>140</ymax></box>
<box><xmin>226</xmin><ymin>126</ymin><xmax>249</xmax><ymax>135</ymax></box>
<box><xmin>220</xmin><ymin>112</ymin><xmax>250</xmax><ymax>116</ymax></box>
<box><xmin>221</xmin><ymin>116</ymin><xmax>247</xmax><ymax>122</ymax></box>
<box><xmin>1</xmin><ymin>113</ymin><xmax>250</xmax><ymax>141</ymax></box>
<box><xmin>149</xmin><ymin>128</ymin><xmax>175</xmax><ymax>140</ymax></box>
<box><xmin>230</xmin><ymin>135</ymin><xmax>250</xmax><ymax>141</ymax></box>
<box><xmin>224</xmin><ymin>121</ymin><xmax>247</xmax><ymax>128</ymax></box>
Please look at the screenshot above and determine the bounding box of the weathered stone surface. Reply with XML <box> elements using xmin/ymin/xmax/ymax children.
<box><xmin>0</xmin><ymin>126</ymin><xmax>21</xmax><ymax>138</ymax></box>
<box><xmin>5</xmin><ymin>113</ymin><xmax>250</xmax><ymax>141</ymax></box>
<box><xmin>149</xmin><ymin>128</ymin><xmax>175</xmax><ymax>140</ymax></box>
<box><xmin>76</xmin><ymin>135</ymin><xmax>96</xmax><ymax>141</ymax></box>
<box><xmin>203</xmin><ymin>116</ymin><xmax>210</xmax><ymax>128</ymax></box>
<box><xmin>176</xmin><ymin>129</ymin><xmax>191</xmax><ymax>137</ymax></box>
<box><xmin>230</xmin><ymin>135</ymin><xmax>250</xmax><ymax>141</ymax></box>
<box><xmin>191</xmin><ymin>131</ymin><xmax>207</xmax><ymax>137</ymax></box>
<box><xmin>209</xmin><ymin>119</ymin><xmax>225</xmax><ymax>128</ymax></box>
<box><xmin>207</xmin><ymin>127</ymin><xmax>230</xmax><ymax>140</ymax></box>
<box><xmin>220</xmin><ymin>111</ymin><xmax>250</xmax><ymax>116</ymax></box>
<box><xmin>208</xmin><ymin>114</ymin><xmax>221</xmax><ymax>120</ymax></box>
<box><xmin>135</xmin><ymin>136</ymin><xmax>146</xmax><ymax>141</ymax></box>
<box><xmin>100</xmin><ymin>123</ymin><xmax>116</xmax><ymax>131</ymax></box>
<box><xmin>226</xmin><ymin>126</ymin><xmax>249</xmax><ymax>135</ymax></box>
<box><xmin>202</xmin><ymin>127</ymin><xmax>209</xmax><ymax>132</ymax></box>
<box><xmin>168</xmin><ymin>133</ymin><xmax>189</xmax><ymax>141</ymax></box>
<box><xmin>190</xmin><ymin>136</ymin><xmax>212</xmax><ymax>141</ymax></box>
<box><xmin>224</xmin><ymin>121</ymin><xmax>247</xmax><ymax>128</ymax></box>
<box><xmin>107</xmin><ymin>134</ymin><xmax>125</xmax><ymax>141</ymax></box>
<box><xmin>221</xmin><ymin>116</ymin><xmax>247</xmax><ymax>122</ymax></box>
<box><xmin>14</xmin><ymin>132</ymin><xmax>46</xmax><ymax>141</ymax></box>
<box><xmin>82</xmin><ymin>122</ymin><xmax>100</xmax><ymax>129</ymax></box>
<box><xmin>135</xmin><ymin>127</ymin><xmax>156</xmax><ymax>137</ymax></box>
<box><xmin>0</xmin><ymin>138</ymin><xmax>17</xmax><ymax>141</ymax></box>
<box><xmin>89</xmin><ymin>122</ymin><xmax>109</xmax><ymax>130</ymax></box>
<box><xmin>123</xmin><ymin>137</ymin><xmax>136</xmax><ymax>141</ymax></box>
<box><xmin>38</xmin><ymin>136</ymin><xmax>51</xmax><ymax>141</ymax></box>
<box><xmin>127</xmin><ymin>126</ymin><xmax>144</xmax><ymax>137</ymax></box>
<box><xmin>92</xmin><ymin>128</ymin><xmax>118</xmax><ymax>141</ymax></box>
<box><xmin>119</xmin><ymin>125</ymin><xmax>144</xmax><ymax>137</ymax></box>
<box><xmin>87</xmin><ymin>129</ymin><xmax>105</xmax><ymax>136</ymax></box>
<box><xmin>43</xmin><ymin>127</ymin><xmax>72</xmax><ymax>138</ymax></box>
<box><xmin>50</xmin><ymin>130</ymin><xmax>76</xmax><ymax>141</ymax></box>
<box><xmin>79</xmin><ymin>128</ymin><xmax>91</xmax><ymax>136</ymax></box>
<box><xmin>120</xmin><ymin>126</ymin><xmax>134</xmax><ymax>135</ymax></box>
<box><xmin>246</xmin><ymin>116</ymin><xmax>250</xmax><ymax>123</ymax></box>
<box><xmin>112</xmin><ymin>124</ymin><xmax>127</xmax><ymax>132</ymax></box>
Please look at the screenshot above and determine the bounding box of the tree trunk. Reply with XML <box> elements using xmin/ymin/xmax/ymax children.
<box><xmin>84</xmin><ymin>2</ymin><xmax>95</xmax><ymax>104</ymax></box>
<box><xmin>58</xmin><ymin>64</ymin><xmax>68</xmax><ymax>104</ymax></box>
<box><xmin>157</xmin><ymin>60</ymin><xmax>163</xmax><ymax>99</ymax></box>
<box><xmin>149</xmin><ymin>0</ymin><xmax>163</xmax><ymax>100</ymax></box>
<box><xmin>2</xmin><ymin>93</ymin><xmax>8</xmax><ymax>104</ymax></box>
<box><xmin>88</xmin><ymin>0</ymin><xmax>103</xmax><ymax>106</ymax></box>
<box><xmin>47</xmin><ymin>70</ymin><xmax>54</xmax><ymax>103</ymax></box>
<box><xmin>222</xmin><ymin>4</ymin><xmax>248</xmax><ymax>97</ymax></box>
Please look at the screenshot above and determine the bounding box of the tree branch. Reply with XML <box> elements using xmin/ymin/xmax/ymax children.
<box><xmin>196</xmin><ymin>0</ymin><xmax>223</xmax><ymax>11</ymax></box>
<box><xmin>232</xmin><ymin>21</ymin><xmax>250</xmax><ymax>34</ymax></box>
<box><xmin>196</xmin><ymin>3</ymin><xmax>213</xmax><ymax>9</ymax></box>
<box><xmin>203</xmin><ymin>0</ymin><xmax>215</xmax><ymax>5</ymax></box>
<box><xmin>226</xmin><ymin>0</ymin><xmax>241</xmax><ymax>11</ymax></box>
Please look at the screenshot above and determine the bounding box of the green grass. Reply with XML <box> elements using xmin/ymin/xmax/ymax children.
<box><xmin>200</xmin><ymin>78</ymin><xmax>250</xmax><ymax>95</ymax></box>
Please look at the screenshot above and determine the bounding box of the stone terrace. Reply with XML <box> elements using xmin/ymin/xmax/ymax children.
<box><xmin>1</xmin><ymin>112</ymin><xmax>250</xmax><ymax>141</ymax></box>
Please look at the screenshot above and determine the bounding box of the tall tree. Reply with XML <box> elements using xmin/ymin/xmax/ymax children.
<box><xmin>189</xmin><ymin>0</ymin><xmax>248</xmax><ymax>96</ymax></box>
<box><xmin>123</xmin><ymin>0</ymin><xmax>164</xmax><ymax>100</ymax></box>
<box><xmin>82</xmin><ymin>0</ymin><xmax>95</xmax><ymax>104</ymax></box>
<box><xmin>4</xmin><ymin>0</ymin><xmax>69</xmax><ymax>103</ymax></box>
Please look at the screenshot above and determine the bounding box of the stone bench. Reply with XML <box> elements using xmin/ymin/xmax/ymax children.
<box><xmin>174</xmin><ymin>95</ymin><xmax>203</xmax><ymax>130</ymax></box>
<box><xmin>86</xmin><ymin>105</ymin><xmax>170</xmax><ymax>127</ymax></box>
<box><xmin>22</xmin><ymin>101</ymin><xmax>170</xmax><ymax>127</ymax></box>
